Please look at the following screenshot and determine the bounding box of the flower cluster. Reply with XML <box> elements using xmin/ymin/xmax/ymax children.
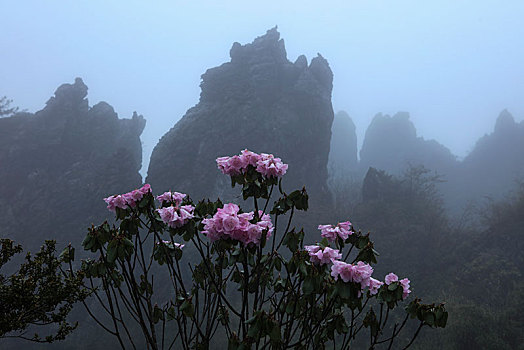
<box><xmin>331</xmin><ymin>260</ymin><xmax>374</xmax><ymax>291</ymax></box>
<box><xmin>157</xmin><ymin>204</ymin><xmax>195</xmax><ymax>229</ymax></box>
<box><xmin>104</xmin><ymin>184</ymin><xmax>152</xmax><ymax>211</ymax></box>
<box><xmin>202</xmin><ymin>203</ymin><xmax>273</xmax><ymax>246</ymax></box>
<box><xmin>304</xmin><ymin>245</ymin><xmax>342</xmax><ymax>265</ymax></box>
<box><xmin>308</xmin><ymin>220</ymin><xmax>411</xmax><ymax>299</ymax></box>
<box><xmin>385</xmin><ymin>273</ymin><xmax>411</xmax><ymax>299</ymax></box>
<box><xmin>368</xmin><ymin>278</ymin><xmax>384</xmax><ymax>295</ymax></box>
<box><xmin>318</xmin><ymin>221</ymin><xmax>353</xmax><ymax>242</ymax></box>
<box><xmin>156</xmin><ymin>191</ymin><xmax>187</xmax><ymax>206</ymax></box>
<box><xmin>216</xmin><ymin>149</ymin><xmax>288</xmax><ymax>178</ymax></box>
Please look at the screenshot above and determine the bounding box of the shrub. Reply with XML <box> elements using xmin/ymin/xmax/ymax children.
<box><xmin>77</xmin><ymin>149</ymin><xmax>447</xmax><ymax>349</ymax></box>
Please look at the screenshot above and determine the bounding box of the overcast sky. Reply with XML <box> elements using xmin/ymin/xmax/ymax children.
<box><xmin>1</xmin><ymin>0</ymin><xmax>523</xmax><ymax>175</ymax></box>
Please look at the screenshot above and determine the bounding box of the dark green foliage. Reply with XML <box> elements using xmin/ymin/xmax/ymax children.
<box><xmin>68</xmin><ymin>159</ymin><xmax>447</xmax><ymax>349</ymax></box>
<box><xmin>0</xmin><ymin>96</ymin><xmax>19</xmax><ymax>117</ymax></box>
<box><xmin>347</xmin><ymin>165</ymin><xmax>524</xmax><ymax>349</ymax></box>
<box><xmin>0</xmin><ymin>239</ymin><xmax>87</xmax><ymax>343</ymax></box>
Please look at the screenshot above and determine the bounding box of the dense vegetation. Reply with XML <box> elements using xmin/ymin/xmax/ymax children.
<box><xmin>332</xmin><ymin>165</ymin><xmax>524</xmax><ymax>349</ymax></box>
<box><xmin>1</xmin><ymin>152</ymin><xmax>450</xmax><ymax>349</ymax></box>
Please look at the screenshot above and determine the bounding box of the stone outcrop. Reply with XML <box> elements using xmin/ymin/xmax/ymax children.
<box><xmin>359</xmin><ymin>112</ymin><xmax>457</xmax><ymax>175</ymax></box>
<box><xmin>147</xmin><ymin>28</ymin><xmax>334</xmax><ymax>203</ymax></box>
<box><xmin>0</xmin><ymin>78</ymin><xmax>145</xmax><ymax>250</ymax></box>
<box><xmin>444</xmin><ymin>110</ymin><xmax>524</xmax><ymax>209</ymax></box>
<box><xmin>327</xmin><ymin>111</ymin><xmax>358</xmax><ymax>178</ymax></box>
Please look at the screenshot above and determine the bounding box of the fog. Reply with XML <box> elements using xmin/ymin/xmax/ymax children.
<box><xmin>2</xmin><ymin>0</ymin><xmax>523</xmax><ymax>175</ymax></box>
<box><xmin>2</xmin><ymin>2</ymin><xmax>524</xmax><ymax>348</ymax></box>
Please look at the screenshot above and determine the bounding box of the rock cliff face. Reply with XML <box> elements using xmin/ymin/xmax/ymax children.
<box><xmin>444</xmin><ymin>110</ymin><xmax>524</xmax><ymax>209</ymax></box>
<box><xmin>327</xmin><ymin>111</ymin><xmax>358</xmax><ymax>177</ymax></box>
<box><xmin>359</xmin><ymin>112</ymin><xmax>456</xmax><ymax>175</ymax></box>
<box><xmin>0</xmin><ymin>78</ymin><xmax>145</xmax><ymax>250</ymax></box>
<box><xmin>147</xmin><ymin>28</ymin><xmax>334</xmax><ymax>202</ymax></box>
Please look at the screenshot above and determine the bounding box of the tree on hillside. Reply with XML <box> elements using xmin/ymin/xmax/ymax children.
<box><xmin>0</xmin><ymin>96</ymin><xmax>19</xmax><ymax>117</ymax></box>
<box><xmin>0</xmin><ymin>240</ymin><xmax>87</xmax><ymax>343</ymax></box>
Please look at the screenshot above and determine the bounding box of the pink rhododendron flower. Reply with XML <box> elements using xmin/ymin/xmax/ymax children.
<box><xmin>104</xmin><ymin>184</ymin><xmax>152</xmax><ymax>211</ymax></box>
<box><xmin>156</xmin><ymin>204</ymin><xmax>194</xmax><ymax>228</ymax></box>
<box><xmin>228</xmin><ymin>155</ymin><xmax>246</xmax><ymax>173</ymax></box>
<box><xmin>201</xmin><ymin>203</ymin><xmax>273</xmax><ymax>246</ymax></box>
<box><xmin>103</xmin><ymin>195</ymin><xmax>128</xmax><ymax>211</ymax></box>
<box><xmin>123</xmin><ymin>191</ymin><xmax>141</xmax><ymax>207</ymax></box>
<box><xmin>305</xmin><ymin>245</ymin><xmax>342</xmax><ymax>265</ymax></box>
<box><xmin>385</xmin><ymin>273</ymin><xmax>399</xmax><ymax>285</ymax></box>
<box><xmin>331</xmin><ymin>260</ymin><xmax>374</xmax><ymax>292</ymax></box>
<box><xmin>156</xmin><ymin>191</ymin><xmax>187</xmax><ymax>206</ymax></box>
<box><xmin>384</xmin><ymin>273</ymin><xmax>411</xmax><ymax>299</ymax></box>
<box><xmin>352</xmin><ymin>261</ymin><xmax>374</xmax><ymax>285</ymax></box>
<box><xmin>331</xmin><ymin>261</ymin><xmax>354</xmax><ymax>283</ymax></box>
<box><xmin>256</xmin><ymin>153</ymin><xmax>288</xmax><ymax>178</ymax></box>
<box><xmin>400</xmin><ymin>278</ymin><xmax>411</xmax><ymax>299</ymax></box>
<box><xmin>240</xmin><ymin>149</ymin><xmax>259</xmax><ymax>167</ymax></box>
<box><xmin>223</xmin><ymin>215</ymin><xmax>240</xmax><ymax>232</ymax></box>
<box><xmin>216</xmin><ymin>150</ymin><xmax>288</xmax><ymax>178</ymax></box>
<box><xmin>318</xmin><ymin>221</ymin><xmax>353</xmax><ymax>242</ymax></box>
<box><xmin>216</xmin><ymin>156</ymin><xmax>233</xmax><ymax>174</ymax></box>
<box><xmin>368</xmin><ymin>277</ymin><xmax>384</xmax><ymax>295</ymax></box>
<box><xmin>138</xmin><ymin>184</ymin><xmax>151</xmax><ymax>195</ymax></box>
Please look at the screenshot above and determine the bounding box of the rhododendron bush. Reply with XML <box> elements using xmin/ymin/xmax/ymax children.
<box><xmin>75</xmin><ymin>149</ymin><xmax>447</xmax><ymax>349</ymax></box>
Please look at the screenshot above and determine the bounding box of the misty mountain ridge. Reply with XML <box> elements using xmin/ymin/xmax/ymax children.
<box><xmin>328</xmin><ymin>108</ymin><xmax>524</xmax><ymax>212</ymax></box>
<box><xmin>0</xmin><ymin>26</ymin><xmax>523</xmax><ymax>350</ymax></box>
<box><xmin>147</xmin><ymin>27</ymin><xmax>334</xmax><ymax>205</ymax></box>
<box><xmin>0</xmin><ymin>78</ymin><xmax>145</xmax><ymax>251</ymax></box>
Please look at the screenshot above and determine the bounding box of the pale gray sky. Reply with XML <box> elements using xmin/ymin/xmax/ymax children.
<box><xmin>1</xmin><ymin>0</ymin><xmax>523</xmax><ymax>175</ymax></box>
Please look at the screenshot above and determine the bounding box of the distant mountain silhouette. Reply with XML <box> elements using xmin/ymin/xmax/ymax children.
<box><xmin>328</xmin><ymin>108</ymin><xmax>524</xmax><ymax>213</ymax></box>
<box><xmin>0</xmin><ymin>78</ymin><xmax>145</xmax><ymax>250</ymax></box>
<box><xmin>328</xmin><ymin>111</ymin><xmax>358</xmax><ymax>178</ymax></box>
<box><xmin>444</xmin><ymin>109</ymin><xmax>524</xmax><ymax>210</ymax></box>
<box><xmin>359</xmin><ymin>112</ymin><xmax>457</xmax><ymax>176</ymax></box>
<box><xmin>147</xmin><ymin>28</ymin><xmax>334</xmax><ymax>203</ymax></box>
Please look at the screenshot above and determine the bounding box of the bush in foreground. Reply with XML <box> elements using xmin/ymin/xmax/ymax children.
<box><xmin>75</xmin><ymin>149</ymin><xmax>447</xmax><ymax>349</ymax></box>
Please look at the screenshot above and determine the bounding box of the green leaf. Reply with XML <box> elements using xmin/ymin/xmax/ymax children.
<box><xmin>228</xmin><ymin>338</ymin><xmax>239</xmax><ymax>350</ymax></box>
<box><xmin>439</xmin><ymin>311</ymin><xmax>448</xmax><ymax>328</ymax></box>
<box><xmin>299</xmin><ymin>262</ymin><xmax>307</xmax><ymax>276</ymax></box>
<box><xmin>424</xmin><ymin>312</ymin><xmax>436</xmax><ymax>327</ymax></box>
<box><xmin>106</xmin><ymin>242</ymin><xmax>117</xmax><ymax>263</ymax></box>
<box><xmin>387</xmin><ymin>283</ymin><xmax>398</xmax><ymax>291</ymax></box>
<box><xmin>59</xmin><ymin>246</ymin><xmax>74</xmax><ymax>263</ymax></box>
<box><xmin>180</xmin><ymin>300</ymin><xmax>194</xmax><ymax>318</ymax></box>
<box><xmin>435</xmin><ymin>308</ymin><xmax>443</xmax><ymax>321</ymax></box>
<box><xmin>303</xmin><ymin>277</ymin><xmax>314</xmax><ymax>295</ymax></box>
<box><xmin>245</xmin><ymin>315</ymin><xmax>258</xmax><ymax>325</ymax></box>
<box><xmin>166</xmin><ymin>306</ymin><xmax>176</xmax><ymax>321</ymax></box>
<box><xmin>269</xmin><ymin>324</ymin><xmax>281</xmax><ymax>342</ymax></box>
<box><xmin>336</xmin><ymin>281</ymin><xmax>351</xmax><ymax>299</ymax></box>
<box><xmin>274</xmin><ymin>258</ymin><xmax>282</xmax><ymax>271</ymax></box>
<box><xmin>285</xmin><ymin>301</ymin><xmax>295</xmax><ymax>314</ymax></box>
<box><xmin>247</xmin><ymin>322</ymin><xmax>260</xmax><ymax>338</ymax></box>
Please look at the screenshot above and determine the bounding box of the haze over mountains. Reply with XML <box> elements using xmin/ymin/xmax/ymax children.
<box><xmin>147</xmin><ymin>28</ymin><xmax>334</xmax><ymax>204</ymax></box>
<box><xmin>2</xmin><ymin>28</ymin><xmax>523</xmax><ymax>252</ymax></box>
<box><xmin>329</xmin><ymin>108</ymin><xmax>524</xmax><ymax>211</ymax></box>
<box><xmin>0</xmin><ymin>28</ymin><xmax>523</xmax><ymax>349</ymax></box>
<box><xmin>0</xmin><ymin>78</ymin><xmax>145</xmax><ymax>251</ymax></box>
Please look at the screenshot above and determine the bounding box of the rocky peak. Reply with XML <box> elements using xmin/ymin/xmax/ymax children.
<box><xmin>328</xmin><ymin>111</ymin><xmax>358</xmax><ymax>178</ymax></box>
<box><xmin>45</xmin><ymin>77</ymin><xmax>89</xmax><ymax>112</ymax></box>
<box><xmin>360</xmin><ymin>112</ymin><xmax>455</xmax><ymax>175</ymax></box>
<box><xmin>229</xmin><ymin>27</ymin><xmax>287</xmax><ymax>64</ymax></box>
<box><xmin>0</xmin><ymin>78</ymin><xmax>145</xmax><ymax>251</ymax></box>
<box><xmin>494</xmin><ymin>109</ymin><xmax>517</xmax><ymax>134</ymax></box>
<box><xmin>147</xmin><ymin>28</ymin><xmax>334</xmax><ymax>204</ymax></box>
